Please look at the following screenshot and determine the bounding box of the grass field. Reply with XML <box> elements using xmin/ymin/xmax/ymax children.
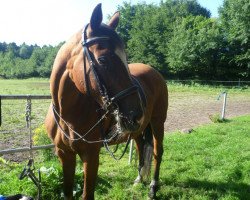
<box><xmin>0</xmin><ymin>115</ymin><xmax>250</xmax><ymax>199</ymax></box>
<box><xmin>0</xmin><ymin>78</ymin><xmax>50</xmax><ymax>95</ymax></box>
<box><xmin>0</xmin><ymin>78</ymin><xmax>249</xmax><ymax>95</ymax></box>
<box><xmin>0</xmin><ymin>79</ymin><xmax>250</xmax><ymax>199</ymax></box>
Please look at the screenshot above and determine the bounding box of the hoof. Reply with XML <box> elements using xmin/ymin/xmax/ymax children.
<box><xmin>148</xmin><ymin>188</ymin><xmax>156</xmax><ymax>199</ymax></box>
<box><xmin>133</xmin><ymin>175</ymin><xmax>143</xmax><ymax>186</ymax></box>
<box><xmin>148</xmin><ymin>180</ymin><xmax>158</xmax><ymax>199</ymax></box>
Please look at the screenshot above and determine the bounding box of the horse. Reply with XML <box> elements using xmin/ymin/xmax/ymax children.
<box><xmin>45</xmin><ymin>4</ymin><xmax>168</xmax><ymax>200</ymax></box>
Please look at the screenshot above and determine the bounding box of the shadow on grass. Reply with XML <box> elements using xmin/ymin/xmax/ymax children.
<box><xmin>186</xmin><ymin>179</ymin><xmax>249</xmax><ymax>199</ymax></box>
<box><xmin>96</xmin><ymin>176</ymin><xmax>112</xmax><ymax>195</ymax></box>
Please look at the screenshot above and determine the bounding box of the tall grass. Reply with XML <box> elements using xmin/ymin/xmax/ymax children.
<box><xmin>0</xmin><ymin>115</ymin><xmax>250</xmax><ymax>199</ymax></box>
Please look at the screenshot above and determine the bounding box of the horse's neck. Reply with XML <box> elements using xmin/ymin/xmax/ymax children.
<box><xmin>55</xmin><ymin>70</ymin><xmax>95</xmax><ymax>119</ymax></box>
<box><xmin>52</xmin><ymin>34</ymin><xmax>100</xmax><ymax>122</ymax></box>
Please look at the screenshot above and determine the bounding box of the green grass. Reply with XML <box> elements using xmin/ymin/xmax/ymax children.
<box><xmin>0</xmin><ymin>78</ymin><xmax>249</xmax><ymax>95</ymax></box>
<box><xmin>168</xmin><ymin>81</ymin><xmax>250</xmax><ymax>94</ymax></box>
<box><xmin>0</xmin><ymin>79</ymin><xmax>249</xmax><ymax>199</ymax></box>
<box><xmin>161</xmin><ymin>115</ymin><xmax>250</xmax><ymax>199</ymax></box>
<box><xmin>0</xmin><ymin>79</ymin><xmax>50</xmax><ymax>144</ymax></box>
<box><xmin>1</xmin><ymin>115</ymin><xmax>250</xmax><ymax>199</ymax></box>
<box><xmin>0</xmin><ymin>78</ymin><xmax>50</xmax><ymax>95</ymax></box>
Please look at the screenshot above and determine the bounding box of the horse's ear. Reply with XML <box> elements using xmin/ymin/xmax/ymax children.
<box><xmin>90</xmin><ymin>3</ymin><xmax>103</xmax><ymax>31</ymax></box>
<box><xmin>108</xmin><ymin>11</ymin><xmax>120</xmax><ymax>30</ymax></box>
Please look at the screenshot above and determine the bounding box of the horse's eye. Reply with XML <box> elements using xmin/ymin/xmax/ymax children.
<box><xmin>97</xmin><ymin>56</ymin><xmax>108</xmax><ymax>66</ymax></box>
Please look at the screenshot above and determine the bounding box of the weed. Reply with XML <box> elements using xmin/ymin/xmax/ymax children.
<box><xmin>33</xmin><ymin>125</ymin><xmax>53</xmax><ymax>161</ymax></box>
<box><xmin>209</xmin><ymin>113</ymin><xmax>225</xmax><ymax>123</ymax></box>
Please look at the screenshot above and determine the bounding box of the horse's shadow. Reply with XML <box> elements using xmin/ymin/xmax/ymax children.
<box><xmin>96</xmin><ymin>176</ymin><xmax>113</xmax><ymax>195</ymax></box>
<box><xmin>160</xmin><ymin>178</ymin><xmax>250</xmax><ymax>199</ymax></box>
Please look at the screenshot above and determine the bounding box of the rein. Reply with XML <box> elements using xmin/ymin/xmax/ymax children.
<box><xmin>52</xmin><ymin>104</ymin><xmax>118</xmax><ymax>144</ymax></box>
<box><xmin>51</xmin><ymin>24</ymin><xmax>143</xmax><ymax>159</ymax></box>
<box><xmin>52</xmin><ymin>103</ymin><xmax>132</xmax><ymax>160</ymax></box>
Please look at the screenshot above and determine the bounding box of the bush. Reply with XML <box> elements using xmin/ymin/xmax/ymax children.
<box><xmin>33</xmin><ymin>125</ymin><xmax>54</xmax><ymax>160</ymax></box>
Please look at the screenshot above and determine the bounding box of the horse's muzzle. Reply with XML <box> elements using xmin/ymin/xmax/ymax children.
<box><xmin>120</xmin><ymin>111</ymin><xmax>141</xmax><ymax>132</ymax></box>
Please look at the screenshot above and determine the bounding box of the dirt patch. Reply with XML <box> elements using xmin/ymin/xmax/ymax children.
<box><xmin>165</xmin><ymin>92</ymin><xmax>250</xmax><ymax>132</ymax></box>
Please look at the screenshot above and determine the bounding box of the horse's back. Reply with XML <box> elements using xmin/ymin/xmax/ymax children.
<box><xmin>129</xmin><ymin>63</ymin><xmax>168</xmax><ymax>123</ymax></box>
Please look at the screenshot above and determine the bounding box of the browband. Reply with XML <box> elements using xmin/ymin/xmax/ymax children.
<box><xmin>82</xmin><ymin>24</ymin><xmax>109</xmax><ymax>47</ymax></box>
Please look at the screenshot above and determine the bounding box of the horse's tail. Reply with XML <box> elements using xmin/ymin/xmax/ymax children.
<box><xmin>142</xmin><ymin>124</ymin><xmax>153</xmax><ymax>179</ymax></box>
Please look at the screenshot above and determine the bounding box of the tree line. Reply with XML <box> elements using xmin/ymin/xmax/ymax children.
<box><xmin>0</xmin><ymin>0</ymin><xmax>249</xmax><ymax>80</ymax></box>
<box><xmin>116</xmin><ymin>0</ymin><xmax>249</xmax><ymax>80</ymax></box>
<box><xmin>0</xmin><ymin>42</ymin><xmax>62</xmax><ymax>78</ymax></box>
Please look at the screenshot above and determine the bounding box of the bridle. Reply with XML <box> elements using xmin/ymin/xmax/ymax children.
<box><xmin>52</xmin><ymin>24</ymin><xmax>142</xmax><ymax>151</ymax></box>
<box><xmin>81</xmin><ymin>24</ymin><xmax>139</xmax><ymax>111</ymax></box>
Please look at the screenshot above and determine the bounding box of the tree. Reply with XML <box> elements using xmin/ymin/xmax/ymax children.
<box><xmin>0</xmin><ymin>42</ymin><xmax>7</xmax><ymax>52</ymax></box>
<box><xmin>0</xmin><ymin>42</ymin><xmax>61</xmax><ymax>78</ymax></box>
<box><xmin>115</xmin><ymin>2</ymin><xmax>144</xmax><ymax>46</ymax></box>
<box><xmin>19</xmin><ymin>43</ymin><xmax>33</xmax><ymax>59</ymax></box>
<box><xmin>167</xmin><ymin>16</ymin><xmax>227</xmax><ymax>79</ymax></box>
<box><xmin>125</xmin><ymin>0</ymin><xmax>211</xmax><ymax>73</ymax></box>
<box><xmin>219</xmin><ymin>0</ymin><xmax>250</xmax><ymax>79</ymax></box>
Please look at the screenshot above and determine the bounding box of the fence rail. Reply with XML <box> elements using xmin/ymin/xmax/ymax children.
<box><xmin>0</xmin><ymin>144</ymin><xmax>55</xmax><ymax>155</ymax></box>
<box><xmin>168</xmin><ymin>79</ymin><xmax>250</xmax><ymax>87</ymax></box>
<box><xmin>0</xmin><ymin>95</ymin><xmax>53</xmax><ymax>156</ymax></box>
<box><xmin>0</xmin><ymin>94</ymin><xmax>51</xmax><ymax>100</ymax></box>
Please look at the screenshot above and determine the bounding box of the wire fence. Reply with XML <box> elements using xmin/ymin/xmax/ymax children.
<box><xmin>168</xmin><ymin>79</ymin><xmax>250</xmax><ymax>87</ymax></box>
<box><xmin>0</xmin><ymin>95</ymin><xmax>52</xmax><ymax>161</ymax></box>
<box><xmin>1</xmin><ymin>86</ymin><xmax>250</xmax><ymax>161</ymax></box>
<box><xmin>0</xmin><ymin>95</ymin><xmax>136</xmax><ymax>164</ymax></box>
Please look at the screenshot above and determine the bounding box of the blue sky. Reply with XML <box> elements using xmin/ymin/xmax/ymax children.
<box><xmin>0</xmin><ymin>0</ymin><xmax>224</xmax><ymax>46</ymax></box>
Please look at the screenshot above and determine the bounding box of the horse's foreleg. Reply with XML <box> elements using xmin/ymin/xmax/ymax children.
<box><xmin>80</xmin><ymin>147</ymin><xmax>100</xmax><ymax>200</ymax></box>
<box><xmin>149</xmin><ymin>120</ymin><xmax>164</xmax><ymax>199</ymax></box>
<box><xmin>57</xmin><ymin>148</ymin><xmax>76</xmax><ymax>200</ymax></box>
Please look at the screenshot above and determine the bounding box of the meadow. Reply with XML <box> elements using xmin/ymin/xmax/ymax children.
<box><xmin>0</xmin><ymin>79</ymin><xmax>250</xmax><ymax>199</ymax></box>
<box><xmin>0</xmin><ymin>115</ymin><xmax>250</xmax><ymax>199</ymax></box>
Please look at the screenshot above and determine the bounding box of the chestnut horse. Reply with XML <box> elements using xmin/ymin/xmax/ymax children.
<box><xmin>45</xmin><ymin>4</ymin><xmax>168</xmax><ymax>200</ymax></box>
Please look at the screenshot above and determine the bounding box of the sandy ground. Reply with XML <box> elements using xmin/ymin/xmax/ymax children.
<box><xmin>165</xmin><ymin>92</ymin><xmax>250</xmax><ymax>132</ymax></box>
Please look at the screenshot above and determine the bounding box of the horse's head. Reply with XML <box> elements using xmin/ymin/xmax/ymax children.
<box><xmin>82</xmin><ymin>4</ymin><xmax>144</xmax><ymax>134</ymax></box>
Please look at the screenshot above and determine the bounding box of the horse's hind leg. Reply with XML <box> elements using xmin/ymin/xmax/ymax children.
<box><xmin>149</xmin><ymin>119</ymin><xmax>164</xmax><ymax>199</ymax></box>
<box><xmin>134</xmin><ymin>134</ymin><xmax>145</xmax><ymax>184</ymax></box>
<box><xmin>134</xmin><ymin>124</ymin><xmax>153</xmax><ymax>184</ymax></box>
<box><xmin>57</xmin><ymin>148</ymin><xmax>76</xmax><ymax>200</ymax></box>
